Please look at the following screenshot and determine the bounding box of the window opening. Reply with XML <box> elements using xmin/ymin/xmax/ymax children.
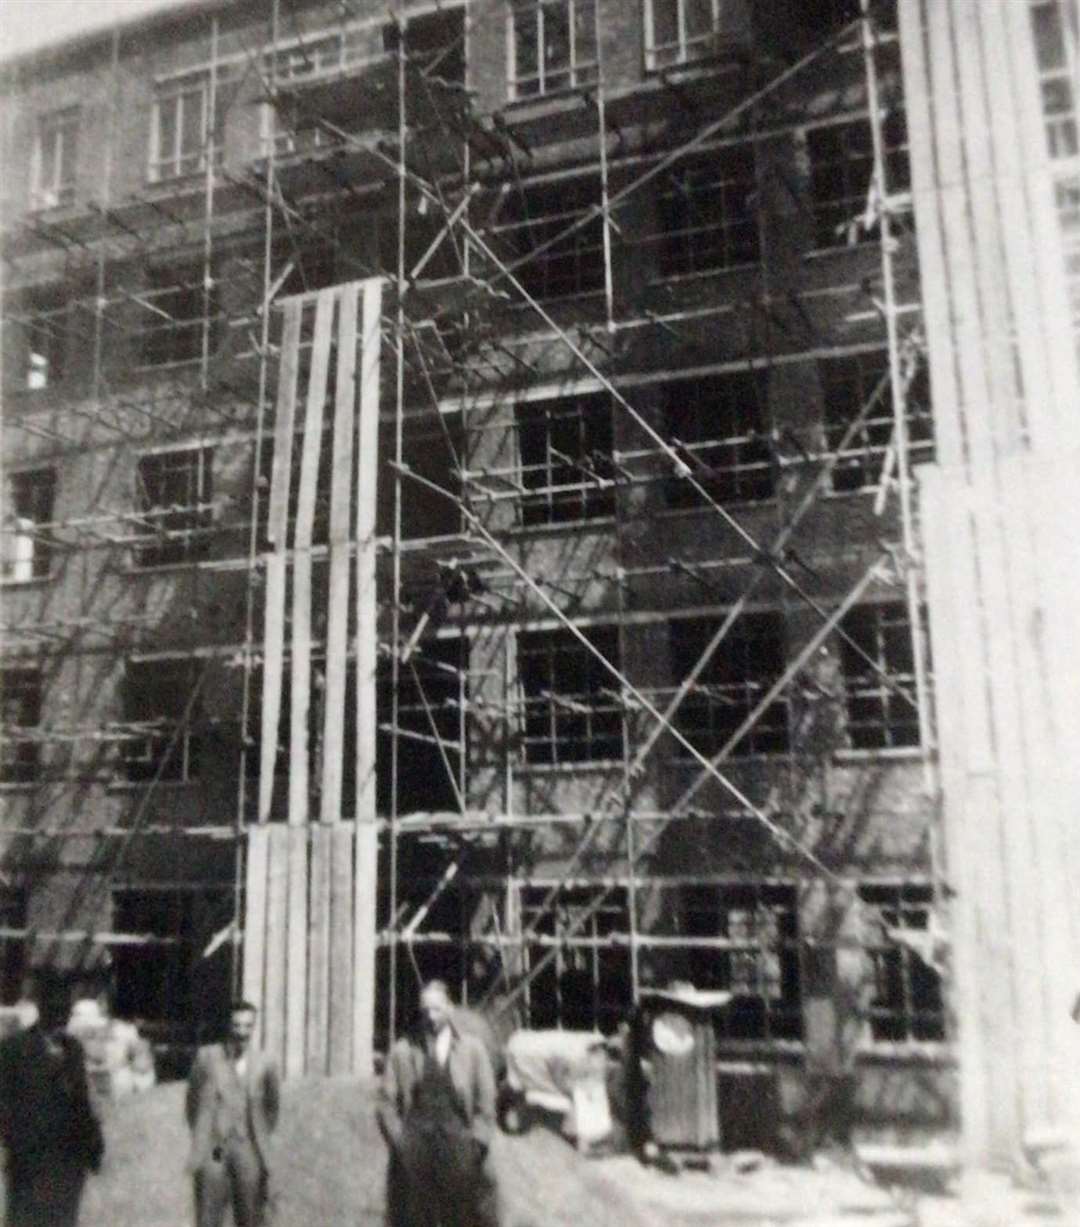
<box><xmin>139</xmin><ymin>266</ymin><xmax>220</xmax><ymax>368</ymax></box>
<box><xmin>121</xmin><ymin>658</ymin><xmax>202</xmax><ymax>783</ymax></box>
<box><xmin>838</xmin><ymin>601</ymin><xmax>922</xmax><ymax>749</ymax></box>
<box><xmin>509</xmin><ymin>1</ymin><xmax>598</xmax><ymax>99</ymax></box>
<box><xmin>644</xmin><ymin>0</ymin><xmax>749</xmax><ymax>71</ymax></box>
<box><xmin>151</xmin><ymin>71</ymin><xmax>225</xmax><ymax>182</ymax></box>
<box><xmin>655</xmin><ymin>144</ymin><xmax>759</xmax><ymax>276</ymax></box>
<box><xmin>135</xmin><ymin>447</ymin><xmax>213</xmax><ymax>568</ymax></box>
<box><xmin>1</xmin><ymin>669</ymin><xmax>43</xmax><ymax>785</ymax></box>
<box><xmin>2</xmin><ymin>468</ymin><xmax>56</xmax><ymax>582</ymax></box>
<box><xmin>1031</xmin><ymin>0</ymin><xmax>1079</xmax><ymax>159</ymax></box>
<box><xmin>515</xmin><ymin>393</ymin><xmax>614</xmax><ymax>525</ymax></box>
<box><xmin>31</xmin><ymin>107</ymin><xmax>79</xmax><ymax>210</ymax></box>
<box><xmin>0</xmin><ymin>891</ymin><xmax>28</xmax><ymax>1004</ymax></box>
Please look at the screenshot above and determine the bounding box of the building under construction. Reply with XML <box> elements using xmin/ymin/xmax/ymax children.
<box><xmin>2</xmin><ymin>0</ymin><xmax>1079</xmax><ymax>1162</ymax></box>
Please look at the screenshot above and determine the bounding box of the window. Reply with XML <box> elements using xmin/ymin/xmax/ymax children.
<box><xmin>493</xmin><ymin>175</ymin><xmax>605</xmax><ymax>301</ymax></box>
<box><xmin>30</xmin><ymin>107</ymin><xmax>78</xmax><ymax>210</ymax></box>
<box><xmin>680</xmin><ymin>883</ymin><xmax>802</xmax><ymax>1041</ymax></box>
<box><xmin>1</xmin><ymin>668</ymin><xmax>42</xmax><ymax>785</ymax></box>
<box><xmin>838</xmin><ymin>601</ymin><xmax>921</xmax><ymax>750</ymax></box>
<box><xmin>14</xmin><ymin>288</ymin><xmax>69</xmax><ymax>391</ymax></box>
<box><xmin>519</xmin><ymin>884</ymin><xmax>630</xmax><ymax>1033</ymax></box>
<box><xmin>820</xmin><ymin>348</ymin><xmax>934</xmax><ymax>492</ymax></box>
<box><xmin>509</xmin><ymin>1</ymin><xmax>598</xmax><ymax>99</ymax></box>
<box><xmin>151</xmin><ymin>71</ymin><xmax>224</xmax><ymax>182</ymax></box>
<box><xmin>806</xmin><ymin>112</ymin><xmax>909</xmax><ymax>249</ymax></box>
<box><xmin>518</xmin><ymin>625</ymin><xmax>623</xmax><ymax>764</ymax></box>
<box><xmin>385</xmin><ymin>7</ymin><xmax>466</xmax><ymax>88</ymax></box>
<box><xmin>112</xmin><ymin>886</ymin><xmax>235</xmax><ymax>1038</ymax></box>
<box><xmin>0</xmin><ymin>891</ymin><xmax>28</xmax><ymax>1005</ymax></box>
<box><xmin>669</xmin><ymin>613</ymin><xmax>789</xmax><ymax>757</ymax></box>
<box><xmin>121</xmin><ymin>659</ymin><xmax>202</xmax><ymax>783</ymax></box>
<box><xmin>1031</xmin><ymin>1</ymin><xmax>1078</xmax><ymax>160</ymax></box>
<box><xmin>139</xmin><ymin>265</ymin><xmax>220</xmax><ymax>367</ymax></box>
<box><xmin>135</xmin><ymin>448</ymin><xmax>213</xmax><ymax>568</ymax></box>
<box><xmin>644</xmin><ymin>0</ymin><xmax>750</xmax><ymax>70</ymax></box>
<box><xmin>515</xmin><ymin>393</ymin><xmax>614</xmax><ymax>525</ymax></box>
<box><xmin>655</xmin><ymin>144</ymin><xmax>759</xmax><ymax>276</ymax></box>
<box><xmin>858</xmin><ymin>883</ymin><xmax>945</xmax><ymax>1042</ymax></box>
<box><xmin>798</xmin><ymin>0</ymin><xmax>897</xmax><ymax>40</ymax></box>
<box><xmin>662</xmin><ymin>371</ymin><xmax>773</xmax><ymax>508</ymax></box>
<box><xmin>2</xmin><ymin>468</ymin><xmax>56</xmax><ymax>582</ymax></box>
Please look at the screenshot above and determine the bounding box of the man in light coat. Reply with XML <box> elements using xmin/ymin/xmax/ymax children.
<box><xmin>185</xmin><ymin>1000</ymin><xmax>280</xmax><ymax>1227</ymax></box>
<box><xmin>376</xmin><ymin>980</ymin><xmax>498</xmax><ymax>1227</ymax></box>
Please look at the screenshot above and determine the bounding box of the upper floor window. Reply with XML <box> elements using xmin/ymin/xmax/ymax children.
<box><xmin>138</xmin><ymin>265</ymin><xmax>220</xmax><ymax>368</ymax></box>
<box><xmin>518</xmin><ymin>624</ymin><xmax>623</xmax><ymax>764</ymax></box>
<box><xmin>151</xmin><ymin>71</ymin><xmax>224</xmax><ymax>182</ymax></box>
<box><xmin>858</xmin><ymin>882</ymin><xmax>945</xmax><ymax>1043</ymax></box>
<box><xmin>655</xmin><ymin>144</ymin><xmax>759</xmax><ymax>276</ymax></box>
<box><xmin>662</xmin><ymin>371</ymin><xmax>774</xmax><ymax>508</ymax></box>
<box><xmin>135</xmin><ymin>447</ymin><xmax>214</xmax><ymax>568</ymax></box>
<box><xmin>644</xmin><ymin>0</ymin><xmax>750</xmax><ymax>71</ymax></box>
<box><xmin>0</xmin><ymin>667</ymin><xmax>43</xmax><ymax>785</ymax></box>
<box><xmin>820</xmin><ymin>348</ymin><xmax>934</xmax><ymax>493</ymax></box>
<box><xmin>838</xmin><ymin>600</ymin><xmax>922</xmax><ymax>750</ymax></box>
<box><xmin>30</xmin><ymin>107</ymin><xmax>79</xmax><ymax>210</ymax></box>
<box><xmin>1030</xmin><ymin>0</ymin><xmax>1078</xmax><ymax>160</ymax></box>
<box><xmin>669</xmin><ymin>612</ymin><xmax>789</xmax><ymax>758</ymax></box>
<box><xmin>509</xmin><ymin>1</ymin><xmax>598</xmax><ymax>100</ymax></box>
<box><xmin>491</xmin><ymin>174</ymin><xmax>605</xmax><ymax>301</ymax></box>
<box><xmin>2</xmin><ymin>468</ymin><xmax>56</xmax><ymax>583</ymax></box>
<box><xmin>121</xmin><ymin>658</ymin><xmax>202</xmax><ymax>783</ymax></box>
<box><xmin>806</xmin><ymin>111</ymin><xmax>909</xmax><ymax>249</ymax></box>
<box><xmin>515</xmin><ymin>393</ymin><xmax>614</xmax><ymax>525</ymax></box>
<box><xmin>680</xmin><ymin>883</ymin><xmax>803</xmax><ymax>1042</ymax></box>
<box><xmin>13</xmin><ymin>287</ymin><xmax>69</xmax><ymax>391</ymax></box>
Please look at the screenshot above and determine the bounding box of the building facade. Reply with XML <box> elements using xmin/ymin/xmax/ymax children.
<box><xmin>1</xmin><ymin>0</ymin><xmax>1077</xmax><ymax>1156</ymax></box>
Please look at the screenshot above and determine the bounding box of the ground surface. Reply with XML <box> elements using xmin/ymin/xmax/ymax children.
<box><xmin>2</xmin><ymin>1078</ymin><xmax>1074</xmax><ymax>1225</ymax></box>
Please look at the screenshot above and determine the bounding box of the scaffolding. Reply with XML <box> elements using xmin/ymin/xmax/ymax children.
<box><xmin>1</xmin><ymin>0</ymin><xmax>950</xmax><ymax>1094</ymax></box>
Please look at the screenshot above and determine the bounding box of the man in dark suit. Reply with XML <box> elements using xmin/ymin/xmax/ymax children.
<box><xmin>185</xmin><ymin>1000</ymin><xmax>280</xmax><ymax>1227</ymax></box>
<box><xmin>377</xmin><ymin>980</ymin><xmax>499</xmax><ymax>1227</ymax></box>
<box><xmin>0</xmin><ymin>976</ymin><xmax>104</xmax><ymax>1227</ymax></box>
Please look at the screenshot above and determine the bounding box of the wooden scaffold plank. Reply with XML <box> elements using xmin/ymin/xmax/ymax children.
<box><xmin>242</xmin><ymin>825</ymin><xmax>271</xmax><ymax>1043</ymax></box>
<box><xmin>307</xmin><ymin>824</ymin><xmax>332</xmax><ymax>1075</ymax></box>
<box><xmin>285</xmin><ymin>825</ymin><xmax>310</xmax><ymax>1079</ymax></box>
<box><xmin>263</xmin><ymin>825</ymin><xmax>291</xmax><ymax>1071</ymax></box>
<box><xmin>328</xmin><ymin>824</ymin><xmax>355</xmax><ymax>1075</ymax></box>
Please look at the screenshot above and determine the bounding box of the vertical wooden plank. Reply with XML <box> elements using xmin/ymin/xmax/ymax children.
<box><xmin>259</xmin><ymin>300</ymin><xmax>303</xmax><ymax>820</ymax></box>
<box><xmin>263</xmin><ymin>825</ymin><xmax>290</xmax><ymax>1072</ymax></box>
<box><xmin>320</xmin><ymin>283</ymin><xmax>360</xmax><ymax>823</ymax></box>
<box><xmin>328</xmin><ymin>824</ymin><xmax>355</xmax><ymax>1074</ymax></box>
<box><xmin>242</xmin><ymin>825</ymin><xmax>271</xmax><ymax>1043</ymax></box>
<box><xmin>290</xmin><ymin>290</ymin><xmax>335</xmax><ymax>826</ymax></box>
<box><xmin>353</xmin><ymin>279</ymin><xmax>383</xmax><ymax>1074</ymax></box>
<box><xmin>285</xmin><ymin>825</ymin><xmax>309</xmax><ymax>1079</ymax></box>
<box><xmin>307</xmin><ymin>825</ymin><xmax>332</xmax><ymax>1075</ymax></box>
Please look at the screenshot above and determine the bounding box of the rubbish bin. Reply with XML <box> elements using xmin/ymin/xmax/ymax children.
<box><xmin>633</xmin><ymin>987</ymin><xmax>732</xmax><ymax>1152</ymax></box>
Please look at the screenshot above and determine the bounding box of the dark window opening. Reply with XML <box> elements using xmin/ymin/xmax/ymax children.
<box><xmin>1031</xmin><ymin>1</ymin><xmax>1079</xmax><ymax>159</ymax></box>
<box><xmin>2</xmin><ymin>468</ymin><xmax>56</xmax><ymax>581</ymax></box>
<box><xmin>1</xmin><ymin>669</ymin><xmax>42</xmax><ymax>785</ymax></box>
<box><xmin>112</xmin><ymin>887</ymin><xmax>235</xmax><ymax>1042</ymax></box>
<box><xmin>520</xmin><ymin>884</ymin><xmax>630</xmax><ymax>1033</ymax></box>
<box><xmin>509</xmin><ymin>0</ymin><xmax>598</xmax><ymax>99</ymax></box>
<box><xmin>645</xmin><ymin>0</ymin><xmax>748</xmax><ymax>70</ymax></box>
<box><xmin>518</xmin><ymin>625</ymin><xmax>623</xmax><ymax>764</ymax></box>
<box><xmin>493</xmin><ymin>175</ymin><xmax>605</xmax><ymax>302</ymax></box>
<box><xmin>663</xmin><ymin>371</ymin><xmax>773</xmax><ymax>508</ymax></box>
<box><xmin>0</xmin><ymin>891</ymin><xmax>28</xmax><ymax>1005</ymax></box>
<box><xmin>858</xmin><ymin>882</ymin><xmax>945</xmax><ymax>1042</ymax></box>
<box><xmin>838</xmin><ymin>601</ymin><xmax>923</xmax><ymax>750</ymax></box>
<box><xmin>820</xmin><ymin>348</ymin><xmax>934</xmax><ymax>492</ymax></box>
<box><xmin>515</xmin><ymin>393</ymin><xmax>614</xmax><ymax>525</ymax></box>
<box><xmin>385</xmin><ymin>7</ymin><xmax>466</xmax><ymax>87</ymax></box>
<box><xmin>797</xmin><ymin>0</ymin><xmax>897</xmax><ymax>40</ymax></box>
<box><xmin>807</xmin><ymin>112</ymin><xmax>909</xmax><ymax>249</ymax></box>
<box><xmin>121</xmin><ymin>659</ymin><xmax>202</xmax><ymax>784</ymax></box>
<box><xmin>669</xmin><ymin>613</ymin><xmax>789</xmax><ymax>758</ymax></box>
<box><xmin>656</xmin><ymin>145</ymin><xmax>759</xmax><ymax>276</ymax></box>
<box><xmin>680</xmin><ymin>883</ymin><xmax>803</xmax><ymax>1042</ymax></box>
<box><xmin>15</xmin><ymin>289</ymin><xmax>69</xmax><ymax>391</ymax></box>
<box><xmin>135</xmin><ymin>447</ymin><xmax>213</xmax><ymax>568</ymax></box>
<box><xmin>31</xmin><ymin>107</ymin><xmax>79</xmax><ymax>210</ymax></box>
<box><xmin>139</xmin><ymin>266</ymin><xmax>221</xmax><ymax>367</ymax></box>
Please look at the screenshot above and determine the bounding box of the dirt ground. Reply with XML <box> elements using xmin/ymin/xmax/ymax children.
<box><xmin>2</xmin><ymin>1078</ymin><xmax>1074</xmax><ymax>1226</ymax></box>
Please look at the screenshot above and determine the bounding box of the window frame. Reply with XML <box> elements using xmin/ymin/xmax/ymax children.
<box><xmin>133</xmin><ymin>446</ymin><xmax>214</xmax><ymax>570</ymax></box>
<box><xmin>858</xmin><ymin>881</ymin><xmax>946</xmax><ymax>1046</ymax></box>
<box><xmin>643</xmin><ymin>0</ymin><xmax>744</xmax><ymax>72</ymax></box>
<box><xmin>149</xmin><ymin>71</ymin><xmax>224</xmax><ymax>184</ymax></box>
<box><xmin>508</xmin><ymin>0</ymin><xmax>599</xmax><ymax>101</ymax></box>
<box><xmin>514</xmin><ymin>392</ymin><xmax>615</xmax><ymax>526</ymax></box>
<box><xmin>2</xmin><ymin>468</ymin><xmax>57</xmax><ymax>584</ymax></box>
<box><xmin>668</xmin><ymin>611</ymin><xmax>790</xmax><ymax>759</ymax></box>
<box><xmin>0</xmin><ymin>667</ymin><xmax>43</xmax><ymax>786</ymax></box>
<box><xmin>30</xmin><ymin>106</ymin><xmax>79</xmax><ymax>211</ymax></box>
<box><xmin>837</xmin><ymin>600</ymin><xmax>923</xmax><ymax>751</ymax></box>
<box><xmin>1030</xmin><ymin>0</ymin><xmax>1079</xmax><ymax>161</ymax></box>
<box><xmin>120</xmin><ymin>657</ymin><xmax>203</xmax><ymax>784</ymax></box>
<box><xmin>517</xmin><ymin>624</ymin><xmax>624</xmax><ymax>765</ymax></box>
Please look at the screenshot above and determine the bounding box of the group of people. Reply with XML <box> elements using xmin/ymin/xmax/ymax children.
<box><xmin>0</xmin><ymin>977</ymin><xmax>498</xmax><ymax>1227</ymax></box>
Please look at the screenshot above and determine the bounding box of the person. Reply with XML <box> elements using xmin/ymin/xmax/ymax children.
<box><xmin>184</xmin><ymin>1000</ymin><xmax>280</xmax><ymax>1227</ymax></box>
<box><xmin>0</xmin><ymin>976</ymin><xmax>104</xmax><ymax>1227</ymax></box>
<box><xmin>376</xmin><ymin>980</ymin><xmax>498</xmax><ymax>1227</ymax></box>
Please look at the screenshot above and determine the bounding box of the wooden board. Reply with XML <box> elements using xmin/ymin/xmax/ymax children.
<box><xmin>258</xmin><ymin>556</ymin><xmax>288</xmax><ymax>822</ymax></box>
<box><xmin>320</xmin><ymin>283</ymin><xmax>359</xmax><ymax>823</ymax></box>
<box><xmin>352</xmin><ymin>822</ymin><xmax>378</xmax><ymax>1074</ymax></box>
<box><xmin>306</xmin><ymin>824</ymin><xmax>332</xmax><ymax>1075</ymax></box>
<box><xmin>242</xmin><ymin>825</ymin><xmax>271</xmax><ymax>1043</ymax></box>
<box><xmin>328</xmin><ymin>824</ymin><xmax>355</xmax><ymax>1075</ymax></box>
<box><xmin>263</xmin><ymin>825</ymin><xmax>290</xmax><ymax>1070</ymax></box>
<box><xmin>285</xmin><ymin>825</ymin><xmax>309</xmax><ymax>1079</ymax></box>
